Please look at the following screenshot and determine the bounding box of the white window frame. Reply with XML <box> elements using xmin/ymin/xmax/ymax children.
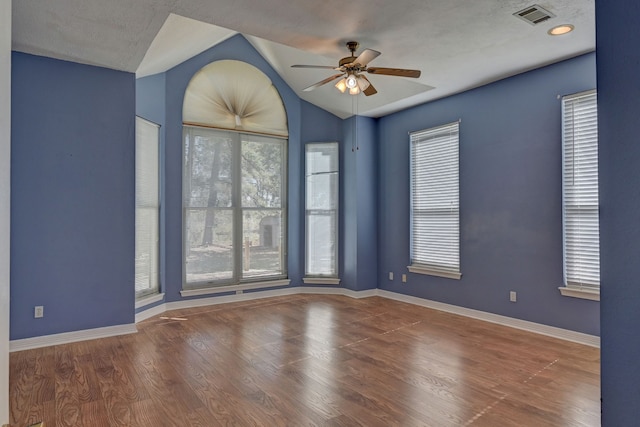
<box><xmin>182</xmin><ymin>126</ymin><xmax>288</xmax><ymax>290</ymax></box>
<box><xmin>408</xmin><ymin>121</ymin><xmax>461</xmax><ymax>280</ymax></box>
<box><xmin>559</xmin><ymin>90</ymin><xmax>600</xmax><ymax>301</ymax></box>
<box><xmin>135</xmin><ymin>116</ymin><xmax>160</xmax><ymax>299</ymax></box>
<box><xmin>304</xmin><ymin>142</ymin><xmax>339</xmax><ymax>284</ymax></box>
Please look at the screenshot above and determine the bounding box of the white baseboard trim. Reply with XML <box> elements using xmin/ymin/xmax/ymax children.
<box><xmin>135</xmin><ymin>292</ymin><xmax>165</xmax><ymax>309</ymax></box>
<box><xmin>298</xmin><ymin>286</ymin><xmax>377</xmax><ymax>299</ymax></box>
<box><xmin>12</xmin><ymin>287</ymin><xmax>599</xmax><ymax>351</ymax></box>
<box><xmin>167</xmin><ymin>286</ymin><xmax>299</xmax><ymax>311</ymax></box>
<box><xmin>10</xmin><ymin>323</ymin><xmax>138</xmax><ymax>352</ymax></box>
<box><xmin>377</xmin><ymin>290</ymin><xmax>600</xmax><ymax>348</ymax></box>
<box><xmin>135</xmin><ymin>286</ymin><xmax>378</xmax><ymax>320</ymax></box>
<box><xmin>180</xmin><ymin>279</ymin><xmax>291</xmax><ymax>298</ymax></box>
<box><xmin>135</xmin><ymin>303</ymin><xmax>167</xmax><ymax>323</ymax></box>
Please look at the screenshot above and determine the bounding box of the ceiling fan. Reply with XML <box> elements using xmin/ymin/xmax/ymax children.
<box><xmin>292</xmin><ymin>41</ymin><xmax>421</xmax><ymax>96</ymax></box>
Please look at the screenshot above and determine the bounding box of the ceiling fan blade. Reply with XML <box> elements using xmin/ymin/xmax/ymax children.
<box><xmin>360</xmin><ymin>76</ymin><xmax>377</xmax><ymax>96</ymax></box>
<box><xmin>352</xmin><ymin>49</ymin><xmax>381</xmax><ymax>67</ymax></box>
<box><xmin>367</xmin><ymin>67</ymin><xmax>421</xmax><ymax>78</ymax></box>
<box><xmin>303</xmin><ymin>73</ymin><xmax>345</xmax><ymax>91</ymax></box>
<box><xmin>292</xmin><ymin>64</ymin><xmax>339</xmax><ymax>70</ymax></box>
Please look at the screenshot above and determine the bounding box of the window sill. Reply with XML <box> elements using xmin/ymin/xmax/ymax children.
<box><xmin>135</xmin><ymin>292</ymin><xmax>165</xmax><ymax>309</ymax></box>
<box><xmin>302</xmin><ymin>277</ymin><xmax>341</xmax><ymax>285</ymax></box>
<box><xmin>181</xmin><ymin>279</ymin><xmax>291</xmax><ymax>298</ymax></box>
<box><xmin>558</xmin><ymin>286</ymin><xmax>600</xmax><ymax>301</ymax></box>
<box><xmin>407</xmin><ymin>265</ymin><xmax>462</xmax><ymax>280</ymax></box>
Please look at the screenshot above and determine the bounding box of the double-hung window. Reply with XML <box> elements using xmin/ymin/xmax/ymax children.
<box><xmin>561</xmin><ymin>90</ymin><xmax>599</xmax><ymax>299</ymax></box>
<box><xmin>135</xmin><ymin>117</ymin><xmax>160</xmax><ymax>298</ymax></box>
<box><xmin>409</xmin><ymin>121</ymin><xmax>461</xmax><ymax>279</ymax></box>
<box><xmin>304</xmin><ymin>142</ymin><xmax>339</xmax><ymax>282</ymax></box>
<box><xmin>183</xmin><ymin>126</ymin><xmax>287</xmax><ymax>289</ymax></box>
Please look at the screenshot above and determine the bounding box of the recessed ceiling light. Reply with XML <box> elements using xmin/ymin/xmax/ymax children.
<box><xmin>548</xmin><ymin>24</ymin><xmax>574</xmax><ymax>36</ymax></box>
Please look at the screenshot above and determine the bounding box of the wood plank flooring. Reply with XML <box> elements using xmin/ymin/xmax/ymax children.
<box><xmin>9</xmin><ymin>295</ymin><xmax>600</xmax><ymax>426</ymax></box>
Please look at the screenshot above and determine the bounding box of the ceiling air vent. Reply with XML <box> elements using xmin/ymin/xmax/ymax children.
<box><xmin>513</xmin><ymin>5</ymin><xmax>555</xmax><ymax>25</ymax></box>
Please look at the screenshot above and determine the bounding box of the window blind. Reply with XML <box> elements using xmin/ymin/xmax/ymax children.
<box><xmin>562</xmin><ymin>90</ymin><xmax>599</xmax><ymax>289</ymax></box>
<box><xmin>410</xmin><ymin>122</ymin><xmax>460</xmax><ymax>277</ymax></box>
<box><xmin>135</xmin><ymin>117</ymin><xmax>160</xmax><ymax>297</ymax></box>
<box><xmin>305</xmin><ymin>142</ymin><xmax>339</xmax><ymax>277</ymax></box>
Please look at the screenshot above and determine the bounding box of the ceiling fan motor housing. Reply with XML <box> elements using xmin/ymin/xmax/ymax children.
<box><xmin>339</xmin><ymin>56</ymin><xmax>358</xmax><ymax>67</ymax></box>
<box><xmin>341</xmin><ymin>41</ymin><xmax>361</xmax><ymax>69</ymax></box>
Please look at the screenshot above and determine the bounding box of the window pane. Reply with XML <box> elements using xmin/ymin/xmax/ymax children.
<box><xmin>306</xmin><ymin>172</ymin><xmax>338</xmax><ymax>210</ymax></box>
<box><xmin>242</xmin><ymin>136</ymin><xmax>282</xmax><ymax>208</ymax></box>
<box><xmin>305</xmin><ymin>142</ymin><xmax>338</xmax><ymax>277</ymax></box>
<box><xmin>135</xmin><ymin>207</ymin><xmax>158</xmax><ymax>293</ymax></box>
<box><xmin>135</xmin><ymin>117</ymin><xmax>159</xmax><ymax>297</ymax></box>
<box><xmin>184</xmin><ymin>132</ymin><xmax>233</xmax><ymax>208</ymax></box>
<box><xmin>183</xmin><ymin>126</ymin><xmax>287</xmax><ymax>288</ymax></box>
<box><xmin>184</xmin><ymin>208</ymin><xmax>234</xmax><ymax>283</ymax></box>
<box><xmin>242</xmin><ymin>210</ymin><xmax>284</xmax><ymax>278</ymax></box>
<box><xmin>306</xmin><ymin>211</ymin><xmax>337</xmax><ymax>275</ymax></box>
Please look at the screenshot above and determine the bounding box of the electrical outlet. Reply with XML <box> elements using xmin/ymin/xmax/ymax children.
<box><xmin>389</xmin><ymin>272</ymin><xmax>394</xmax><ymax>280</ymax></box>
<box><xmin>402</xmin><ymin>274</ymin><xmax>407</xmax><ymax>283</ymax></box>
<box><xmin>34</xmin><ymin>306</ymin><xmax>44</xmax><ymax>318</ymax></box>
<box><xmin>236</xmin><ymin>289</ymin><xmax>243</xmax><ymax>295</ymax></box>
<box><xmin>509</xmin><ymin>291</ymin><xmax>517</xmax><ymax>302</ymax></box>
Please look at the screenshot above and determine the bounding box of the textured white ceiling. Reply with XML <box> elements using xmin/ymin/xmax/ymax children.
<box><xmin>11</xmin><ymin>0</ymin><xmax>595</xmax><ymax>118</ymax></box>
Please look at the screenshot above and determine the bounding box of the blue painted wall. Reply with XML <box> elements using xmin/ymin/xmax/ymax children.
<box><xmin>11</xmin><ymin>52</ymin><xmax>136</xmax><ymax>339</ymax></box>
<box><xmin>342</xmin><ymin>116</ymin><xmax>378</xmax><ymax>291</ymax></box>
<box><xmin>136</xmin><ymin>73</ymin><xmax>165</xmax><ymax>127</ymax></box>
<box><xmin>342</xmin><ymin>117</ymin><xmax>358</xmax><ymax>290</ymax></box>
<box><xmin>377</xmin><ymin>53</ymin><xmax>599</xmax><ymax>335</ymax></box>
<box><xmin>597</xmin><ymin>1</ymin><xmax>640</xmax><ymax>423</ymax></box>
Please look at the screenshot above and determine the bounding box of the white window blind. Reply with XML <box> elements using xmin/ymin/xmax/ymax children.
<box><xmin>135</xmin><ymin>117</ymin><xmax>160</xmax><ymax>297</ymax></box>
<box><xmin>410</xmin><ymin>122</ymin><xmax>460</xmax><ymax>279</ymax></box>
<box><xmin>305</xmin><ymin>142</ymin><xmax>339</xmax><ymax>277</ymax></box>
<box><xmin>562</xmin><ymin>90</ymin><xmax>599</xmax><ymax>290</ymax></box>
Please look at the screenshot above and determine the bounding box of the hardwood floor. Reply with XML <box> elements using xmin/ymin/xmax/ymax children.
<box><xmin>9</xmin><ymin>295</ymin><xmax>600</xmax><ymax>426</ymax></box>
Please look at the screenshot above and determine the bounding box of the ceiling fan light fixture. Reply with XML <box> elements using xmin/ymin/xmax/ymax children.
<box><xmin>293</xmin><ymin>41</ymin><xmax>422</xmax><ymax>98</ymax></box>
<box><xmin>345</xmin><ymin>74</ymin><xmax>358</xmax><ymax>89</ymax></box>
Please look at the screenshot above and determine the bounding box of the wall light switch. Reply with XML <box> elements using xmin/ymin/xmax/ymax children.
<box><xmin>509</xmin><ymin>291</ymin><xmax>517</xmax><ymax>302</ymax></box>
<box><xmin>389</xmin><ymin>272</ymin><xmax>394</xmax><ymax>280</ymax></box>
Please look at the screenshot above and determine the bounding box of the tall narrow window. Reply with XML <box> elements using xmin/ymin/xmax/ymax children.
<box><xmin>409</xmin><ymin>121</ymin><xmax>461</xmax><ymax>279</ymax></box>
<box><xmin>183</xmin><ymin>127</ymin><xmax>287</xmax><ymax>288</ymax></box>
<box><xmin>305</xmin><ymin>142</ymin><xmax>339</xmax><ymax>280</ymax></box>
<box><xmin>562</xmin><ymin>90</ymin><xmax>599</xmax><ymax>294</ymax></box>
<box><xmin>135</xmin><ymin>116</ymin><xmax>160</xmax><ymax>298</ymax></box>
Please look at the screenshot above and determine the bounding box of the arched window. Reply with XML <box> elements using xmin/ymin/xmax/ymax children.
<box><xmin>182</xmin><ymin>60</ymin><xmax>288</xmax><ymax>289</ymax></box>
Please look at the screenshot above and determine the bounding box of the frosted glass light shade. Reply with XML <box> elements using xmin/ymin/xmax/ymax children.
<box><xmin>357</xmin><ymin>77</ymin><xmax>370</xmax><ymax>91</ymax></box>
<box><xmin>345</xmin><ymin>74</ymin><xmax>358</xmax><ymax>89</ymax></box>
<box><xmin>335</xmin><ymin>78</ymin><xmax>347</xmax><ymax>93</ymax></box>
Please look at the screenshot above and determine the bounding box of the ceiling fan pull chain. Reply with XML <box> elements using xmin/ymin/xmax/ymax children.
<box><xmin>352</xmin><ymin>95</ymin><xmax>356</xmax><ymax>152</ymax></box>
